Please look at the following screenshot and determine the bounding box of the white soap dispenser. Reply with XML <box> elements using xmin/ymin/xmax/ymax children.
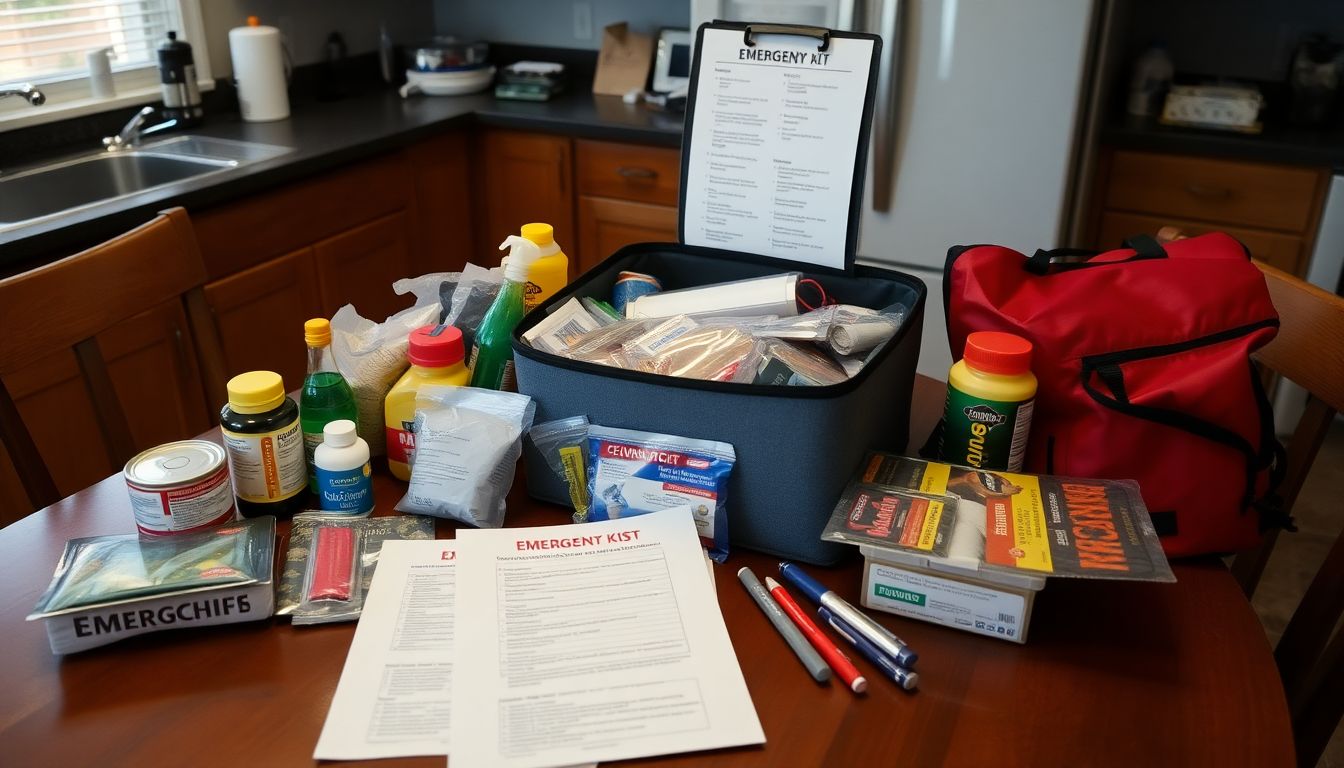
<box><xmin>87</xmin><ymin>47</ymin><xmax>116</xmax><ymax>98</ymax></box>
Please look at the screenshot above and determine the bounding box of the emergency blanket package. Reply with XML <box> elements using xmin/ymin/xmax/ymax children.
<box><xmin>586</xmin><ymin>425</ymin><xmax>735</xmax><ymax>562</ymax></box>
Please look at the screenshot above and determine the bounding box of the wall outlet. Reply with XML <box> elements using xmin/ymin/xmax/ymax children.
<box><xmin>573</xmin><ymin>1</ymin><xmax>592</xmax><ymax>41</ymax></box>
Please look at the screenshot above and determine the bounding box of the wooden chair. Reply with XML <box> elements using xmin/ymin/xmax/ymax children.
<box><xmin>1224</xmin><ymin>261</ymin><xmax>1344</xmax><ymax>767</ymax></box>
<box><xmin>0</xmin><ymin>208</ymin><xmax>228</xmax><ymax>512</ymax></box>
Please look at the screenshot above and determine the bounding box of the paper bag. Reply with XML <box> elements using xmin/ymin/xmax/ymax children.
<box><xmin>592</xmin><ymin>22</ymin><xmax>653</xmax><ymax>96</ymax></box>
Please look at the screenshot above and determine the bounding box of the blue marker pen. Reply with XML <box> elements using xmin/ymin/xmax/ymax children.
<box><xmin>820</xmin><ymin>605</ymin><xmax>919</xmax><ymax>691</ymax></box>
<box><xmin>778</xmin><ymin>561</ymin><xmax>919</xmax><ymax>669</ymax></box>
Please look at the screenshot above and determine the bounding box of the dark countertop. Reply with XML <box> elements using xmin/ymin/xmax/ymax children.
<box><xmin>1101</xmin><ymin>115</ymin><xmax>1344</xmax><ymax>170</ymax></box>
<box><xmin>0</xmin><ymin>86</ymin><xmax>685</xmax><ymax>271</ymax></box>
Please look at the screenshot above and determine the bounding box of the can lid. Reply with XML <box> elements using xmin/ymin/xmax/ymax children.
<box><xmin>521</xmin><ymin>222</ymin><xmax>554</xmax><ymax>247</ymax></box>
<box><xmin>125</xmin><ymin>440</ymin><xmax>226</xmax><ymax>487</ymax></box>
<box><xmin>226</xmin><ymin>370</ymin><xmax>286</xmax><ymax>413</ymax></box>
<box><xmin>408</xmin><ymin>324</ymin><xmax>465</xmax><ymax>368</ymax></box>
<box><xmin>963</xmin><ymin>331</ymin><xmax>1033</xmax><ymax>376</ymax></box>
<box><xmin>304</xmin><ymin>317</ymin><xmax>332</xmax><ymax>348</ymax></box>
<box><xmin>323</xmin><ymin>419</ymin><xmax>358</xmax><ymax>448</ymax></box>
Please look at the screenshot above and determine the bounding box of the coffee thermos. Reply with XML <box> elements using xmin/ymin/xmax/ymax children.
<box><xmin>157</xmin><ymin>31</ymin><xmax>203</xmax><ymax>126</ymax></box>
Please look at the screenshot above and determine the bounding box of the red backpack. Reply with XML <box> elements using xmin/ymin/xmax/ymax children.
<box><xmin>940</xmin><ymin>232</ymin><xmax>1287</xmax><ymax>557</ymax></box>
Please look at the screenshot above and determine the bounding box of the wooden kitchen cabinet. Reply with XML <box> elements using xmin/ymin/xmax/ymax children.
<box><xmin>407</xmin><ymin>132</ymin><xmax>477</xmax><ymax>273</ymax></box>
<box><xmin>1090</xmin><ymin>149</ymin><xmax>1329</xmax><ymax>276</ymax></box>
<box><xmin>574</xmin><ymin>140</ymin><xmax>681</xmax><ymax>273</ymax></box>
<box><xmin>313</xmin><ymin>211</ymin><xmax>416</xmax><ymax>321</ymax></box>
<box><xmin>477</xmin><ymin>130</ymin><xmax>575</xmax><ymax>263</ymax></box>
<box><xmin>577</xmin><ymin>197</ymin><xmax>679</xmax><ymax>274</ymax></box>
<box><xmin>204</xmin><ymin>247</ymin><xmax>322</xmax><ymax>388</ymax></box>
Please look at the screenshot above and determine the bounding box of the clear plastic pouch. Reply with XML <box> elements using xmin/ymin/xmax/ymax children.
<box><xmin>277</xmin><ymin>512</ymin><xmax>436</xmax><ymax>616</ymax></box>
<box><xmin>293</xmin><ymin>525</ymin><xmax>365</xmax><ymax>625</ymax></box>
<box><xmin>527</xmin><ymin>415</ymin><xmax>592</xmax><ymax>522</ymax></box>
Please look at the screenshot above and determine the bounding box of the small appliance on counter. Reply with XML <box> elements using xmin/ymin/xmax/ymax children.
<box><xmin>1289</xmin><ymin>35</ymin><xmax>1344</xmax><ymax>128</ymax></box>
<box><xmin>495</xmin><ymin>61</ymin><xmax>566</xmax><ymax>102</ymax></box>
<box><xmin>157</xmin><ymin>31</ymin><xmax>202</xmax><ymax>127</ymax></box>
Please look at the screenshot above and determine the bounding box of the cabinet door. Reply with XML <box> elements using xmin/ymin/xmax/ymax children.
<box><xmin>407</xmin><ymin>132</ymin><xmax>476</xmax><ymax>274</ymax></box>
<box><xmin>577</xmin><ymin>196</ymin><xmax>680</xmax><ymax>275</ymax></box>
<box><xmin>478</xmin><ymin>130</ymin><xmax>575</xmax><ymax>257</ymax></box>
<box><xmin>313</xmin><ymin>211</ymin><xmax>416</xmax><ymax>322</ymax></box>
<box><xmin>204</xmin><ymin>248</ymin><xmax>322</xmax><ymax>389</ymax></box>
<box><xmin>1096</xmin><ymin>211</ymin><xmax>1307</xmax><ymax>277</ymax></box>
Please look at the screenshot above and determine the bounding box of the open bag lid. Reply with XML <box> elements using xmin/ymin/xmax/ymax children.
<box><xmin>678</xmin><ymin>21</ymin><xmax>882</xmax><ymax>274</ymax></box>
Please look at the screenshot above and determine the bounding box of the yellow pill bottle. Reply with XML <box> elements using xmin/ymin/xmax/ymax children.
<box><xmin>938</xmin><ymin>331</ymin><xmax>1037</xmax><ymax>472</ymax></box>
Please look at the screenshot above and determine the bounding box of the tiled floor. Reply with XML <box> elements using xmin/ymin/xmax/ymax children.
<box><xmin>1250</xmin><ymin>417</ymin><xmax>1344</xmax><ymax>767</ymax></box>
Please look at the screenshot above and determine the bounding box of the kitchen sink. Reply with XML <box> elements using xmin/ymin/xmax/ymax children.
<box><xmin>0</xmin><ymin>136</ymin><xmax>292</xmax><ymax>231</ymax></box>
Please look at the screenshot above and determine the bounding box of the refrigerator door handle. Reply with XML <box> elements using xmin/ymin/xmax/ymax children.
<box><xmin>869</xmin><ymin>0</ymin><xmax>905</xmax><ymax>212</ymax></box>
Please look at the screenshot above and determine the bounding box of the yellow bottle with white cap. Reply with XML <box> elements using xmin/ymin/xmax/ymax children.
<box><xmin>518</xmin><ymin>222</ymin><xmax>568</xmax><ymax>311</ymax></box>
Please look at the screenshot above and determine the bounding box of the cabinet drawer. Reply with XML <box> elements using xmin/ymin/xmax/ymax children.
<box><xmin>576</xmin><ymin>140</ymin><xmax>681</xmax><ymax>206</ymax></box>
<box><xmin>1104</xmin><ymin>151</ymin><xmax>1321</xmax><ymax>233</ymax></box>
<box><xmin>1096</xmin><ymin>211</ymin><xmax>1306</xmax><ymax>277</ymax></box>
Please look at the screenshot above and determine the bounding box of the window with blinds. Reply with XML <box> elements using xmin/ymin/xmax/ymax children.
<box><xmin>0</xmin><ymin>0</ymin><xmax>183</xmax><ymax>84</ymax></box>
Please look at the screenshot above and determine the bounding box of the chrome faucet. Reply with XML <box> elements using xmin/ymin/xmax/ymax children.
<box><xmin>102</xmin><ymin>106</ymin><xmax>181</xmax><ymax>151</ymax></box>
<box><xmin>0</xmin><ymin>83</ymin><xmax>45</xmax><ymax>106</ymax></box>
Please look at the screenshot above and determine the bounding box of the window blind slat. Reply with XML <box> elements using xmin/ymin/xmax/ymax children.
<box><xmin>0</xmin><ymin>1</ymin><xmax>156</xmax><ymax>19</ymax></box>
<box><xmin>0</xmin><ymin>10</ymin><xmax>170</xmax><ymax>35</ymax></box>
<box><xmin>0</xmin><ymin>0</ymin><xmax>180</xmax><ymax>83</ymax></box>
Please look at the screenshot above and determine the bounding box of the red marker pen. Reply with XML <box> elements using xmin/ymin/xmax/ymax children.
<box><xmin>764</xmin><ymin>576</ymin><xmax>867</xmax><ymax>694</ymax></box>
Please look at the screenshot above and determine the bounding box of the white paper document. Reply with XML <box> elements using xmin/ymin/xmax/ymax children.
<box><xmin>450</xmin><ymin>508</ymin><xmax>765</xmax><ymax>768</ymax></box>
<box><xmin>682</xmin><ymin>26</ymin><xmax>875</xmax><ymax>269</ymax></box>
<box><xmin>314</xmin><ymin>539</ymin><xmax>459</xmax><ymax>761</ymax></box>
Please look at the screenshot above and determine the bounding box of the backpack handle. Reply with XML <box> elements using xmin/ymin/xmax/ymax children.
<box><xmin>1024</xmin><ymin>234</ymin><xmax>1169</xmax><ymax>275</ymax></box>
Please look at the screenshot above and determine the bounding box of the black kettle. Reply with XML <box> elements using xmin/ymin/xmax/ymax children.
<box><xmin>158</xmin><ymin>31</ymin><xmax>204</xmax><ymax>126</ymax></box>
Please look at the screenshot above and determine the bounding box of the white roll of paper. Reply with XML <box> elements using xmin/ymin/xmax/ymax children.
<box><xmin>229</xmin><ymin>21</ymin><xmax>289</xmax><ymax>122</ymax></box>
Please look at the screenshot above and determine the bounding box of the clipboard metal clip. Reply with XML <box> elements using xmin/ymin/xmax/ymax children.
<box><xmin>742</xmin><ymin>23</ymin><xmax>830</xmax><ymax>53</ymax></box>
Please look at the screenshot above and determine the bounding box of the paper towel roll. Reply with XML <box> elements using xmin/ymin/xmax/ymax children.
<box><xmin>229</xmin><ymin>20</ymin><xmax>289</xmax><ymax>122</ymax></box>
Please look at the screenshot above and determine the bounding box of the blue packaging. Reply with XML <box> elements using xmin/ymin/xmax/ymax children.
<box><xmin>586</xmin><ymin>425</ymin><xmax>735</xmax><ymax>562</ymax></box>
<box><xmin>316</xmin><ymin>463</ymin><xmax>375</xmax><ymax>516</ymax></box>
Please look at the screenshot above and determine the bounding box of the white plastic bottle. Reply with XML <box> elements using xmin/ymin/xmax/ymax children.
<box><xmin>1127</xmin><ymin>44</ymin><xmax>1174</xmax><ymax>117</ymax></box>
<box><xmin>314</xmin><ymin>419</ymin><xmax>374</xmax><ymax>516</ymax></box>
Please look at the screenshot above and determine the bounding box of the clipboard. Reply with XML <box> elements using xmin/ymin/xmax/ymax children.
<box><xmin>678</xmin><ymin>21</ymin><xmax>882</xmax><ymax>274</ymax></box>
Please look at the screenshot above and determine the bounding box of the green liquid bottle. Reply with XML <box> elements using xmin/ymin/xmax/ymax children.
<box><xmin>468</xmin><ymin>235</ymin><xmax>540</xmax><ymax>391</ymax></box>
<box><xmin>301</xmin><ymin>318</ymin><xmax>357</xmax><ymax>492</ymax></box>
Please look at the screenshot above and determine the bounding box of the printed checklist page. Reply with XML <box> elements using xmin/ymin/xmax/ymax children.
<box><xmin>682</xmin><ymin>27</ymin><xmax>875</xmax><ymax>269</ymax></box>
<box><xmin>314</xmin><ymin>540</ymin><xmax>459</xmax><ymax>760</ymax></box>
<box><xmin>449</xmin><ymin>508</ymin><xmax>764</xmax><ymax>768</ymax></box>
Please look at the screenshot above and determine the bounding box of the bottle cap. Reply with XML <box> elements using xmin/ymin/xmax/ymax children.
<box><xmin>963</xmin><ymin>332</ymin><xmax>1033</xmax><ymax>376</ymax></box>
<box><xmin>408</xmin><ymin>324</ymin><xmax>465</xmax><ymax>368</ymax></box>
<box><xmin>323</xmin><ymin>419</ymin><xmax>358</xmax><ymax>448</ymax></box>
<box><xmin>499</xmin><ymin>235</ymin><xmax>541</xmax><ymax>282</ymax></box>
<box><xmin>226</xmin><ymin>370</ymin><xmax>286</xmax><ymax>414</ymax></box>
<box><xmin>304</xmin><ymin>318</ymin><xmax>331</xmax><ymax>348</ymax></box>
<box><xmin>247</xmin><ymin>15</ymin><xmax>260</xmax><ymax>26</ymax></box>
<box><xmin>521</xmin><ymin>223</ymin><xmax>554</xmax><ymax>247</ymax></box>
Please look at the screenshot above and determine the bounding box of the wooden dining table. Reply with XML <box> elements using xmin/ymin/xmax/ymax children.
<box><xmin>0</xmin><ymin>375</ymin><xmax>1294</xmax><ymax>767</ymax></box>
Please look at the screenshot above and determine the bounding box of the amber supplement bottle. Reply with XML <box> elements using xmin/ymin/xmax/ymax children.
<box><xmin>220</xmin><ymin>370</ymin><xmax>309</xmax><ymax>517</ymax></box>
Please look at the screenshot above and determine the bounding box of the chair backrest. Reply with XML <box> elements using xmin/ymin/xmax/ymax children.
<box><xmin>1229</xmin><ymin>261</ymin><xmax>1344</xmax><ymax>767</ymax></box>
<box><xmin>0</xmin><ymin>208</ymin><xmax>227</xmax><ymax>512</ymax></box>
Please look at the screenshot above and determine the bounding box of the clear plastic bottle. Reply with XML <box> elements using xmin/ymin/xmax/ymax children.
<box><xmin>469</xmin><ymin>235</ymin><xmax>541</xmax><ymax>391</ymax></box>
<box><xmin>384</xmin><ymin>324</ymin><xmax>471</xmax><ymax>481</ymax></box>
<box><xmin>301</xmin><ymin>318</ymin><xmax>357</xmax><ymax>492</ymax></box>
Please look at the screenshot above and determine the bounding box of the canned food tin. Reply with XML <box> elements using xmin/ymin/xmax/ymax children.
<box><xmin>124</xmin><ymin>440</ymin><xmax>236</xmax><ymax>535</ymax></box>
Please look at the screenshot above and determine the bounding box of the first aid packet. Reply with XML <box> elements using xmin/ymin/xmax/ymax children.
<box><xmin>586</xmin><ymin>425</ymin><xmax>736</xmax><ymax>562</ymax></box>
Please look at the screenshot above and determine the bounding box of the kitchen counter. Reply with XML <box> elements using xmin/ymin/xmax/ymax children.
<box><xmin>0</xmin><ymin>86</ymin><xmax>685</xmax><ymax>271</ymax></box>
<box><xmin>1102</xmin><ymin>116</ymin><xmax>1344</xmax><ymax>170</ymax></box>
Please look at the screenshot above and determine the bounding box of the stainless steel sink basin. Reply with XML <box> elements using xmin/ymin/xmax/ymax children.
<box><xmin>0</xmin><ymin>136</ymin><xmax>292</xmax><ymax>231</ymax></box>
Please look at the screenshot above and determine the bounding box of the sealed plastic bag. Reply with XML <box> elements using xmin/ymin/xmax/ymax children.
<box><xmin>395</xmin><ymin>386</ymin><xmax>535</xmax><ymax>527</ymax></box>
<box><xmin>528</xmin><ymin>416</ymin><xmax>591</xmax><ymax>522</ymax></box>
<box><xmin>586</xmin><ymin>425</ymin><xmax>736</xmax><ymax>562</ymax></box>
<box><xmin>277</xmin><ymin>512</ymin><xmax>435</xmax><ymax>616</ymax></box>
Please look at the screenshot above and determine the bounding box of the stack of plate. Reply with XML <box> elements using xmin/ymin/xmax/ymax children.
<box><xmin>401</xmin><ymin>66</ymin><xmax>496</xmax><ymax>97</ymax></box>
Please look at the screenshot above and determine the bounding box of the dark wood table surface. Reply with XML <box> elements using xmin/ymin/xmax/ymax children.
<box><xmin>0</xmin><ymin>376</ymin><xmax>1294</xmax><ymax>767</ymax></box>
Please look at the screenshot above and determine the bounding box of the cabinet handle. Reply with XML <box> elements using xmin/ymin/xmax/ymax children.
<box><xmin>616</xmin><ymin>166</ymin><xmax>658</xmax><ymax>180</ymax></box>
<box><xmin>1185</xmin><ymin>183</ymin><xmax>1232</xmax><ymax>200</ymax></box>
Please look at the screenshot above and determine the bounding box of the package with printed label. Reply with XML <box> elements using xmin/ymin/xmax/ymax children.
<box><xmin>585</xmin><ymin>425</ymin><xmax>735</xmax><ymax>562</ymax></box>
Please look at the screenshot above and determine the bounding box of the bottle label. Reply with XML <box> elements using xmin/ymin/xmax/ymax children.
<box><xmin>303</xmin><ymin>431</ymin><xmax>323</xmax><ymax>475</ymax></box>
<box><xmin>386</xmin><ymin>420</ymin><xmax>416</xmax><ymax>466</ymax></box>
<box><xmin>222</xmin><ymin>420</ymin><xmax>307</xmax><ymax>503</ymax></box>
<box><xmin>316</xmin><ymin>462</ymin><xmax>374</xmax><ymax>515</ymax></box>
<box><xmin>939</xmin><ymin>389</ymin><xmax>1034</xmax><ymax>473</ymax></box>
<box><xmin>523</xmin><ymin>280</ymin><xmax>544</xmax><ymax>311</ymax></box>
